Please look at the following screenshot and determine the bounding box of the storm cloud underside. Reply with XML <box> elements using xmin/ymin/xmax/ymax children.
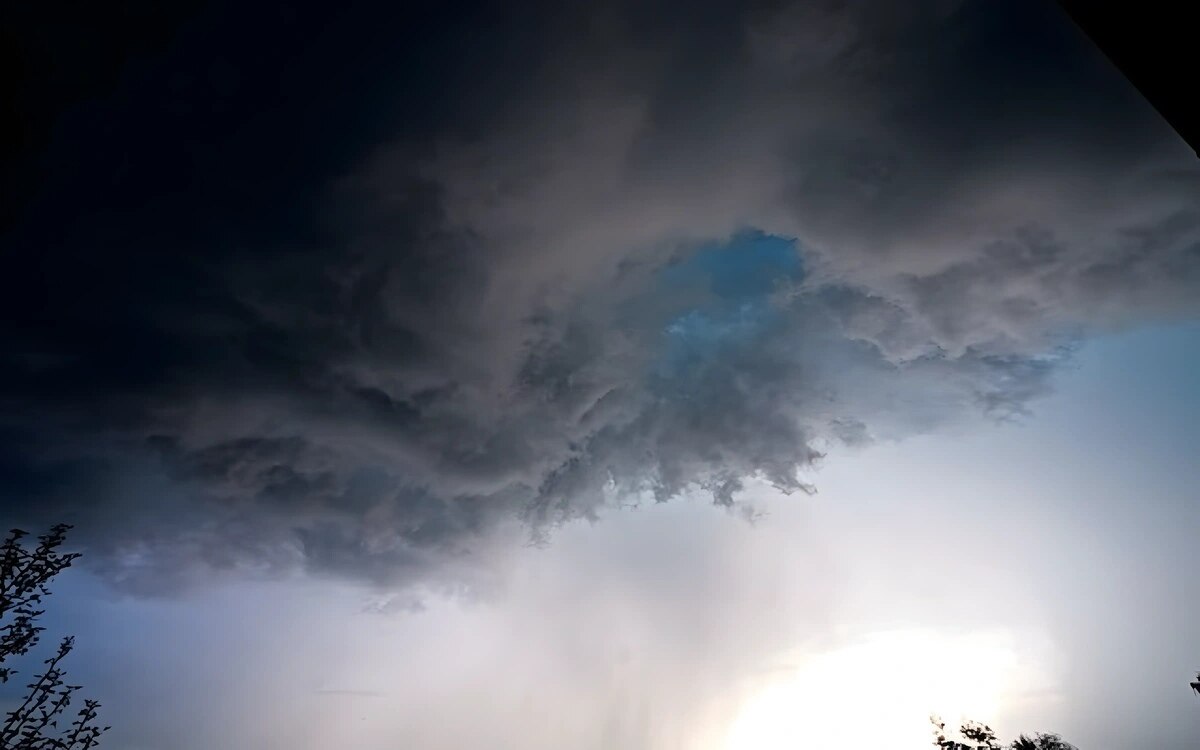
<box><xmin>2</xmin><ymin>0</ymin><xmax>1199</xmax><ymax>593</ymax></box>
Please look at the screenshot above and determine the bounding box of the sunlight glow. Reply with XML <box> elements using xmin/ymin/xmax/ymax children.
<box><xmin>723</xmin><ymin>629</ymin><xmax>1026</xmax><ymax>750</ymax></box>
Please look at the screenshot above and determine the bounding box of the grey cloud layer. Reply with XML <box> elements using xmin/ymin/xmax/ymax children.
<box><xmin>2</xmin><ymin>0</ymin><xmax>1197</xmax><ymax>593</ymax></box>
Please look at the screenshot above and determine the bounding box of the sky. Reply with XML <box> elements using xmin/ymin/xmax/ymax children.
<box><xmin>2</xmin><ymin>1</ymin><xmax>1199</xmax><ymax>748</ymax></box>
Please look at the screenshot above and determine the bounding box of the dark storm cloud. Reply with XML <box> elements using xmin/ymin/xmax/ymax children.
<box><xmin>2</xmin><ymin>0</ymin><xmax>1198</xmax><ymax>593</ymax></box>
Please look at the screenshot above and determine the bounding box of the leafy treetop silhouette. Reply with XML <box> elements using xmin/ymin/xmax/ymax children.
<box><xmin>0</xmin><ymin>525</ymin><xmax>108</xmax><ymax>750</ymax></box>
<box><xmin>932</xmin><ymin>717</ymin><xmax>1077</xmax><ymax>750</ymax></box>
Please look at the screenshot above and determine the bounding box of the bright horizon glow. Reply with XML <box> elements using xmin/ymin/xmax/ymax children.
<box><xmin>723</xmin><ymin>629</ymin><xmax>1035</xmax><ymax>750</ymax></box>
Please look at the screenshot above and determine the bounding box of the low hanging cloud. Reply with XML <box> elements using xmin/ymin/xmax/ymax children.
<box><xmin>1</xmin><ymin>0</ymin><xmax>1198</xmax><ymax>594</ymax></box>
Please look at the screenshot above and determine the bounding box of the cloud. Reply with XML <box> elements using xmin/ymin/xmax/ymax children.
<box><xmin>1</xmin><ymin>0</ymin><xmax>1198</xmax><ymax>594</ymax></box>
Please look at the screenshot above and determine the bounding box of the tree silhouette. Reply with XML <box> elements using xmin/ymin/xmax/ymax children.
<box><xmin>0</xmin><ymin>525</ymin><xmax>108</xmax><ymax>749</ymax></box>
<box><xmin>1009</xmin><ymin>735</ymin><xmax>1078</xmax><ymax>750</ymax></box>
<box><xmin>932</xmin><ymin>717</ymin><xmax>1076</xmax><ymax>750</ymax></box>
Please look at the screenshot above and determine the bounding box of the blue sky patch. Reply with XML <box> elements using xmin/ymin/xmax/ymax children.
<box><xmin>653</xmin><ymin>231</ymin><xmax>801</xmax><ymax>383</ymax></box>
<box><xmin>659</xmin><ymin>230</ymin><xmax>803</xmax><ymax>304</ymax></box>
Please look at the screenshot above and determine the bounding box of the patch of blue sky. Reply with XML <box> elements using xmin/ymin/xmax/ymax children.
<box><xmin>658</xmin><ymin>230</ymin><xmax>803</xmax><ymax>304</ymax></box>
<box><xmin>652</xmin><ymin>230</ymin><xmax>802</xmax><ymax>384</ymax></box>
